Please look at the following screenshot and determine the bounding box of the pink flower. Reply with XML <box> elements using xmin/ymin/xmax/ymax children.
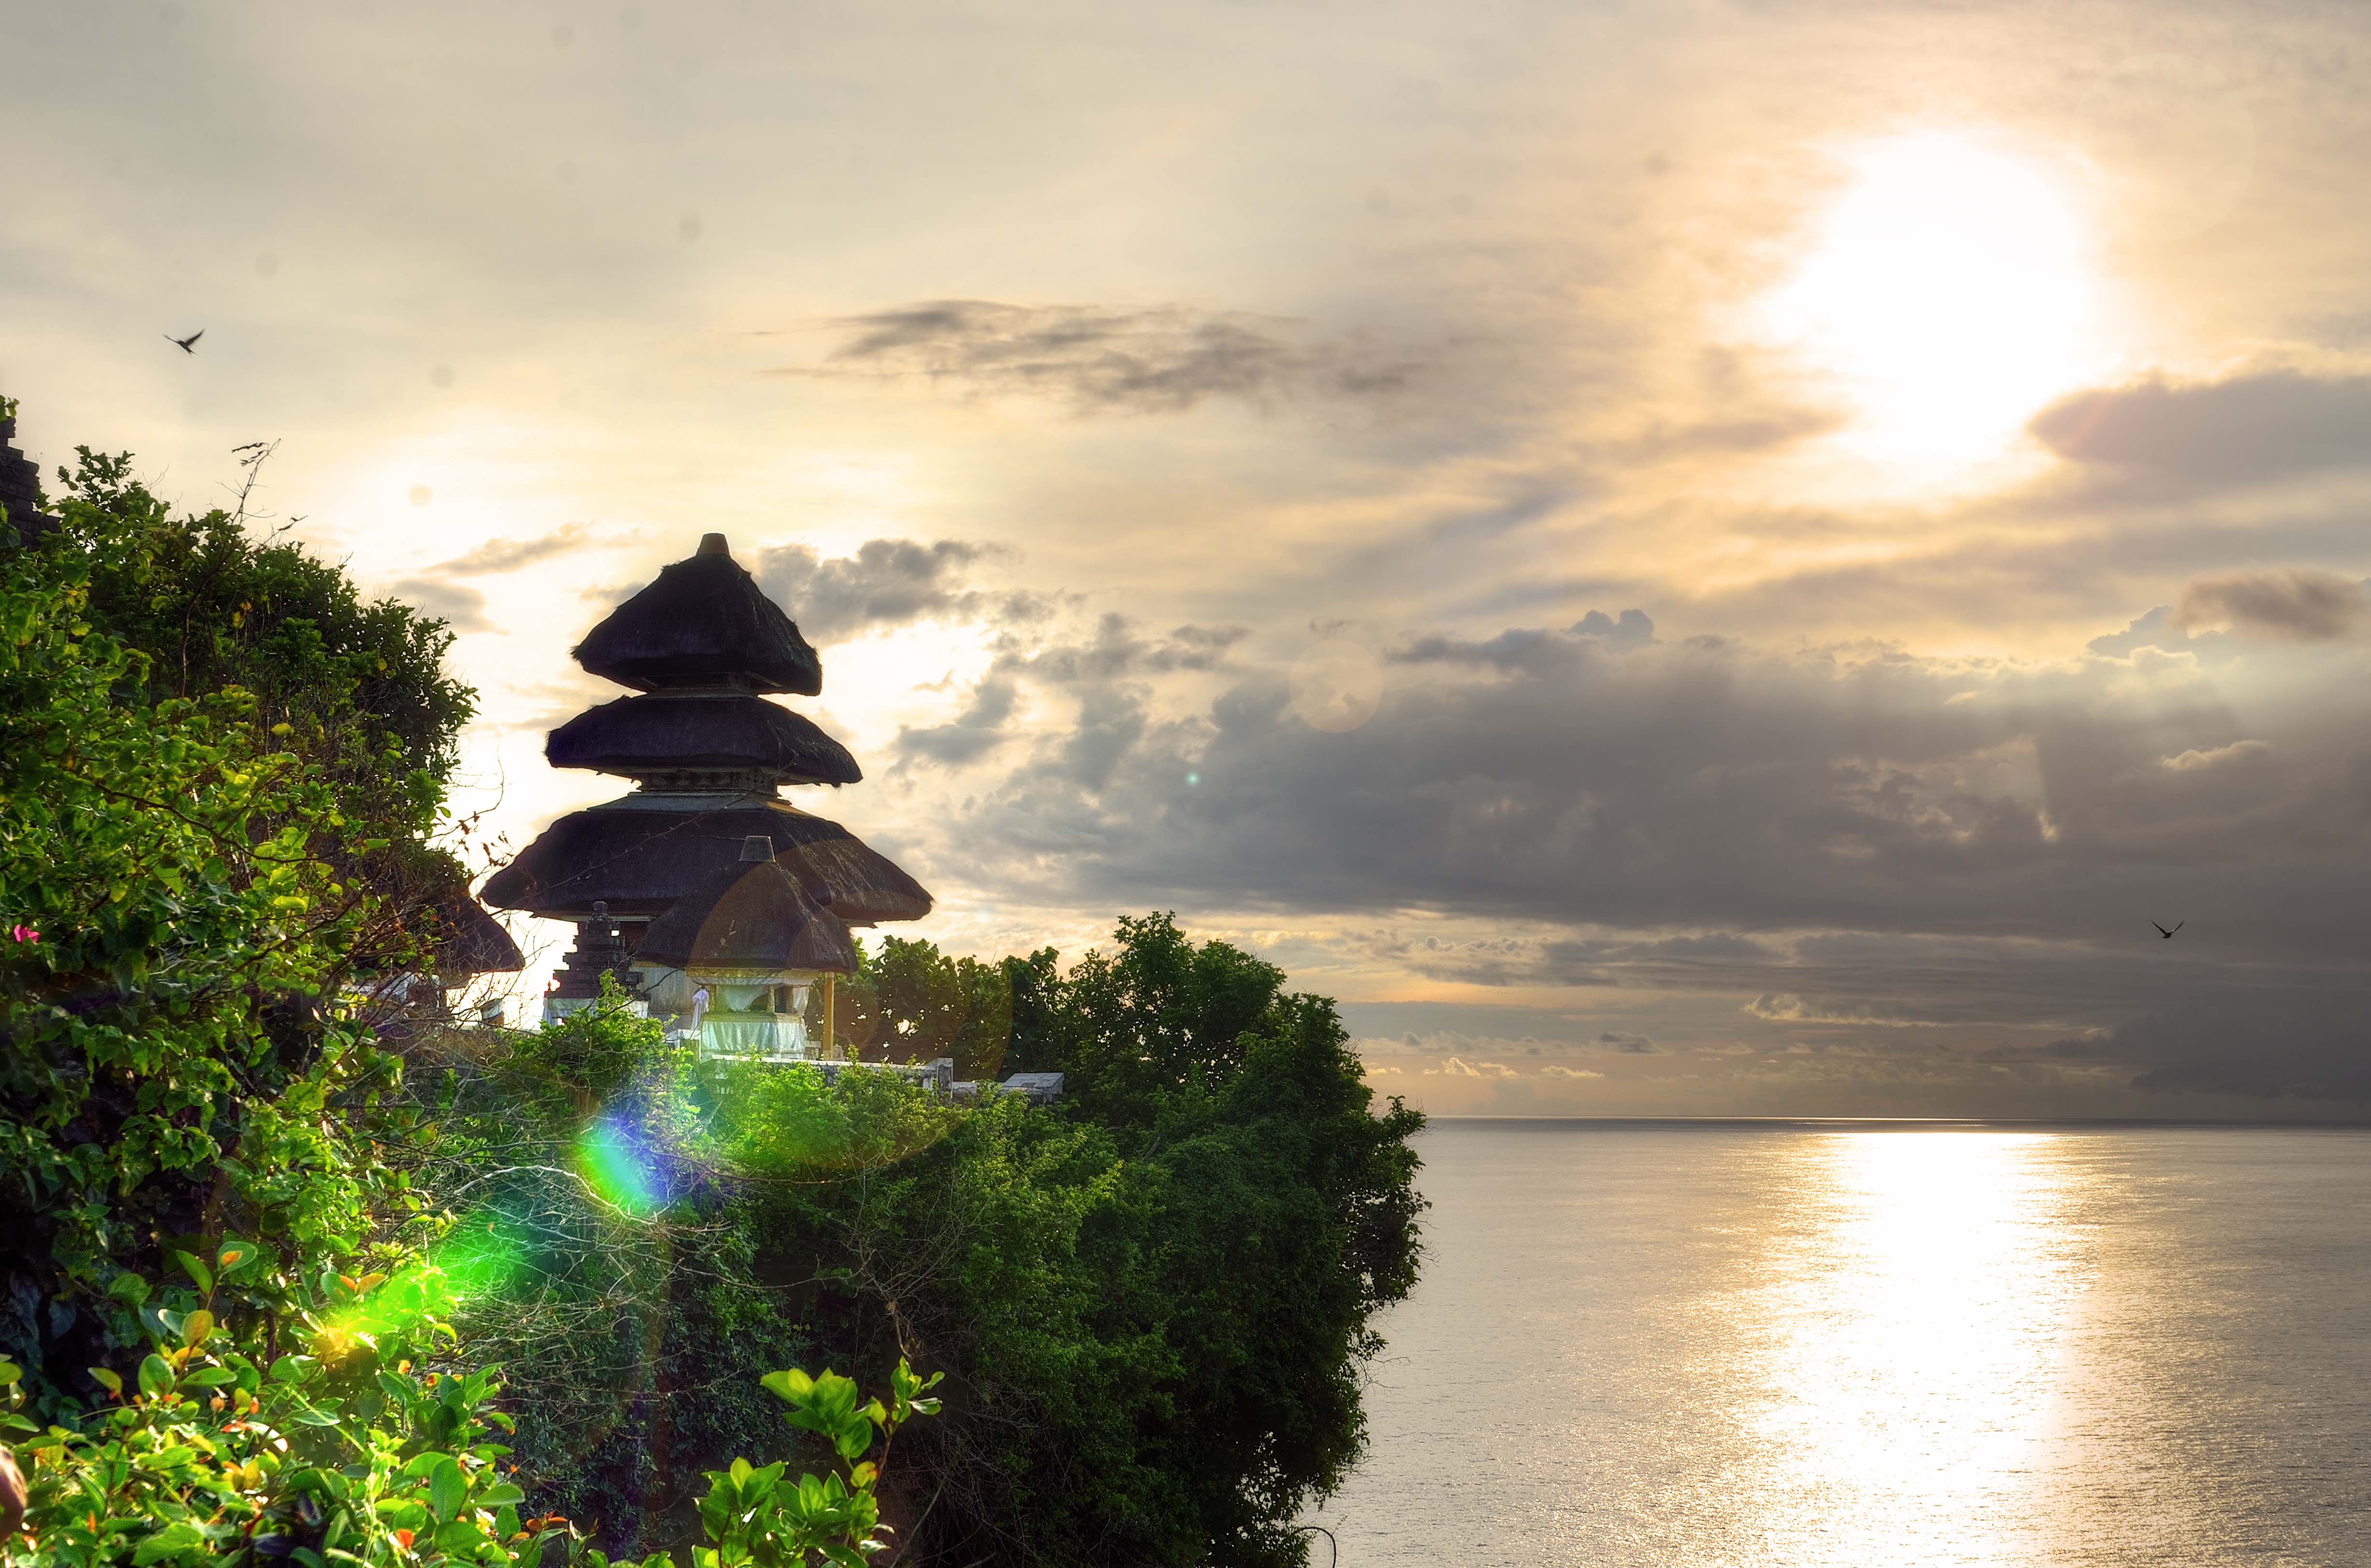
<box><xmin>8</xmin><ymin>925</ymin><xmax>35</xmax><ymax>944</ymax></box>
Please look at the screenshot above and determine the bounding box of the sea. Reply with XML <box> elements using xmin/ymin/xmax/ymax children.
<box><xmin>1308</xmin><ymin>1120</ymin><xmax>2371</xmax><ymax>1567</ymax></box>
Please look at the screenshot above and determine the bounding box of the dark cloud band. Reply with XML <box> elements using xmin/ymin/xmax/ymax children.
<box><xmin>781</xmin><ymin>299</ymin><xmax>1430</xmax><ymax>415</ymax></box>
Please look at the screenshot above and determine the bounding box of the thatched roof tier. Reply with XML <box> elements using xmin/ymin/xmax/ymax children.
<box><xmin>426</xmin><ymin>889</ymin><xmax>526</xmax><ymax>979</ymax></box>
<box><xmin>782</xmin><ymin>834</ymin><xmax>936</xmax><ymax>927</ymax></box>
<box><xmin>572</xmin><ymin>534</ymin><xmax>823</xmax><ymax>695</ymax></box>
<box><xmin>480</xmin><ymin>796</ymin><xmax>932</xmax><ymax>926</ymax></box>
<box><xmin>546</xmin><ymin>693</ymin><xmax>861</xmax><ymax>786</ymax></box>
<box><xmin>632</xmin><ymin>859</ymin><xmax>859</xmax><ymax>975</ymax></box>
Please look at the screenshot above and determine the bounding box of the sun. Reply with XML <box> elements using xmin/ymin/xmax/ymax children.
<box><xmin>1764</xmin><ymin>132</ymin><xmax>2109</xmax><ymax>465</ymax></box>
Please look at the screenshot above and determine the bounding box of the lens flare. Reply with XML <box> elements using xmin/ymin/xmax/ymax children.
<box><xmin>431</xmin><ymin>1211</ymin><xmax>532</xmax><ymax>1302</ymax></box>
<box><xmin>576</xmin><ymin>1109</ymin><xmax>670</xmax><ymax>1216</ymax></box>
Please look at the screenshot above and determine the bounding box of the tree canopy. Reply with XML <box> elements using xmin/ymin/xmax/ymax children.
<box><xmin>420</xmin><ymin>916</ymin><xmax>1425</xmax><ymax>1567</ymax></box>
<box><xmin>18</xmin><ymin>441</ymin><xmax>506</xmax><ymax>986</ymax></box>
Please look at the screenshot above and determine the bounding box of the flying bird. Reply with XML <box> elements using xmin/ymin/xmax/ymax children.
<box><xmin>2152</xmin><ymin>920</ymin><xmax>2184</xmax><ymax>940</ymax></box>
<box><xmin>165</xmin><ymin>329</ymin><xmax>204</xmax><ymax>354</ymax></box>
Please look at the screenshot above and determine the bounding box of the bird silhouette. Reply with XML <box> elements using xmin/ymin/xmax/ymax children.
<box><xmin>166</xmin><ymin>330</ymin><xmax>204</xmax><ymax>354</ymax></box>
<box><xmin>2152</xmin><ymin>920</ymin><xmax>2183</xmax><ymax>939</ymax></box>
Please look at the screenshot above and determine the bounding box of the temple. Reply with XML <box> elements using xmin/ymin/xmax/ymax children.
<box><xmin>483</xmin><ymin>532</ymin><xmax>930</xmax><ymax>1060</ymax></box>
<box><xmin>0</xmin><ymin>402</ymin><xmax>58</xmax><ymax>544</ymax></box>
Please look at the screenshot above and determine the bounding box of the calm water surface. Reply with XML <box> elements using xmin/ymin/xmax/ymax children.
<box><xmin>1312</xmin><ymin>1123</ymin><xmax>2371</xmax><ymax>1566</ymax></box>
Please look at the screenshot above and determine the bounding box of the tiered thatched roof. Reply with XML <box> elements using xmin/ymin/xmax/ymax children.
<box><xmin>485</xmin><ymin>531</ymin><xmax>930</xmax><ymax>980</ymax></box>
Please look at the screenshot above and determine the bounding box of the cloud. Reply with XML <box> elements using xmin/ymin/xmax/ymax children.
<box><xmin>1428</xmin><ymin>1057</ymin><xmax>1520</xmax><ymax>1078</ymax></box>
<box><xmin>894</xmin><ymin>673</ymin><xmax>1021</xmax><ymax>767</ymax></box>
<box><xmin>954</xmin><ymin>617</ymin><xmax>2358</xmax><ymax>942</ymax></box>
<box><xmin>2176</xmin><ymin>569</ymin><xmax>2371</xmax><ymax>641</ymax></box>
<box><xmin>1743</xmin><ymin>993</ymin><xmax>1950</xmax><ymax>1027</ymax></box>
<box><xmin>926</xmin><ymin>611</ymin><xmax>2371</xmax><ymax>1103</ymax></box>
<box><xmin>2162</xmin><ymin>739</ymin><xmax>2271</xmax><ymax>772</ymax></box>
<box><xmin>392</xmin><ymin>577</ymin><xmax>492</xmax><ymax>633</ymax></box>
<box><xmin>2104</xmin><ymin>996</ymin><xmax>2371</xmax><ymax>1102</ymax></box>
<box><xmin>744</xmin><ymin>538</ymin><xmax>1048</xmax><ymax>645</ymax></box>
<box><xmin>1390</xmin><ymin>612</ymin><xmax>1654</xmax><ymax>680</ymax></box>
<box><xmin>785</xmin><ymin>300</ymin><xmax>1430</xmax><ymax>415</ymax></box>
<box><xmin>1620</xmin><ymin>408</ymin><xmax>1842</xmax><ymax>461</ymax></box>
<box><xmin>432</xmin><ymin>523</ymin><xmax>593</xmax><ymax>576</ymax></box>
<box><xmin>2086</xmin><ymin>606</ymin><xmax>2200</xmax><ymax>660</ymax></box>
<box><xmin>1153</xmin><ymin>624</ymin><xmax>1253</xmax><ymax>670</ymax></box>
<box><xmin>1541</xmin><ymin>1064</ymin><xmax>1604</xmax><ymax>1079</ymax></box>
<box><xmin>396</xmin><ymin>524</ymin><xmax>610</xmax><ymax>626</ymax></box>
<box><xmin>1018</xmin><ymin>614</ymin><xmax>1250</xmax><ymax>683</ymax></box>
<box><xmin>1593</xmin><ymin>1031</ymin><xmax>1656</xmax><ymax>1053</ymax></box>
<box><xmin>2030</xmin><ymin>371</ymin><xmax>2371</xmax><ymax>486</ymax></box>
<box><xmin>889</xmin><ymin>613</ymin><xmax>1248</xmax><ymax>776</ymax></box>
<box><xmin>1572</xmin><ymin>609</ymin><xmax>1658</xmax><ymax>647</ymax></box>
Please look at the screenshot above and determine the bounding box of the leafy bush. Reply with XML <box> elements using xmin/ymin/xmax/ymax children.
<box><xmin>696</xmin><ymin>1361</ymin><xmax>940</xmax><ymax>1568</ymax></box>
<box><xmin>1</xmin><ymin>1268</ymin><xmax>561</xmax><ymax>1568</ymax></box>
<box><xmin>0</xmin><ymin>532</ymin><xmax>424</xmax><ymax>1416</ymax></box>
<box><xmin>29</xmin><ymin>440</ymin><xmax>492</xmax><ymax>990</ymax></box>
<box><xmin>39</xmin><ymin>444</ymin><xmax>469</xmax><ymax>800</ymax></box>
<box><xmin>890</xmin><ymin>929</ymin><xmax>1426</xmax><ymax>1568</ymax></box>
<box><xmin>0</xmin><ymin>1265</ymin><xmax>935</xmax><ymax>1568</ymax></box>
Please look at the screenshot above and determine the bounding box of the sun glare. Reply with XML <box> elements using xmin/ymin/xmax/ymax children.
<box><xmin>1766</xmin><ymin>133</ymin><xmax>2107</xmax><ymax>464</ymax></box>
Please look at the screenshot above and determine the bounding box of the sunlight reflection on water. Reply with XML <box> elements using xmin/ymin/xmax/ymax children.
<box><xmin>1730</xmin><ymin>1135</ymin><xmax>2085</xmax><ymax>1565</ymax></box>
<box><xmin>1309</xmin><ymin>1124</ymin><xmax>2371</xmax><ymax>1567</ymax></box>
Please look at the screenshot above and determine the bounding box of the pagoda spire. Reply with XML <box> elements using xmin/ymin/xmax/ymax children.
<box><xmin>571</xmin><ymin>531</ymin><xmax>823</xmax><ymax>694</ymax></box>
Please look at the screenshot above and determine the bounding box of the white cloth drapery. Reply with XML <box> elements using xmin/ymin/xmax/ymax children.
<box><xmin>698</xmin><ymin>1012</ymin><xmax>812</xmax><ymax>1061</ymax></box>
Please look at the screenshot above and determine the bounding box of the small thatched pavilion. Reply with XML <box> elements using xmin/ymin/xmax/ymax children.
<box><xmin>483</xmin><ymin>533</ymin><xmax>930</xmax><ymax>1059</ymax></box>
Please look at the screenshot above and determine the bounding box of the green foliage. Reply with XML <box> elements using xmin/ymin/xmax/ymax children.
<box><xmin>0</xmin><ymin>423</ymin><xmax>953</xmax><ymax>1568</ymax></box>
<box><xmin>833</xmin><ymin>938</ymin><xmax>1012</xmax><ymax>1082</ymax></box>
<box><xmin>0</xmin><ymin>537</ymin><xmax>427</xmax><ymax>1414</ymax></box>
<box><xmin>895</xmin><ymin>921</ymin><xmax>1425</xmax><ymax>1567</ymax></box>
<box><xmin>1</xmin><ymin>1275</ymin><xmax>931</xmax><ymax>1568</ymax></box>
<box><xmin>1030</xmin><ymin>912</ymin><xmax>1292</xmax><ymax>1141</ymax></box>
<box><xmin>391</xmin><ymin>1003</ymin><xmax>960</xmax><ymax>1551</ymax></box>
<box><xmin>2</xmin><ymin>1269</ymin><xmax>569</xmax><ymax>1568</ymax></box>
<box><xmin>25</xmin><ymin>448</ymin><xmax>488</xmax><ymax>981</ymax></box>
<box><xmin>995</xmin><ymin>949</ymin><xmax>1063</xmax><ymax>1079</ymax></box>
<box><xmin>508</xmin><ymin>975</ymin><xmax>674</xmax><ymax>1110</ymax></box>
<box><xmin>697</xmin><ymin>1363</ymin><xmax>939</xmax><ymax>1568</ymax></box>
<box><xmin>40</xmin><ymin>446</ymin><xmax>470</xmax><ymax>793</ymax></box>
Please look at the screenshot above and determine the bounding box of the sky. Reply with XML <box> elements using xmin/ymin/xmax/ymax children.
<box><xmin>6</xmin><ymin>0</ymin><xmax>2371</xmax><ymax>1118</ymax></box>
